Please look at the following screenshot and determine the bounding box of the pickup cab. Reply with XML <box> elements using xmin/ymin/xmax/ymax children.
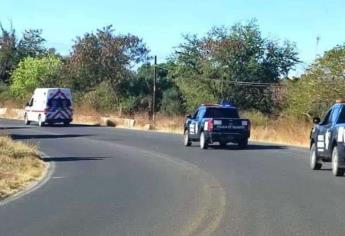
<box><xmin>310</xmin><ymin>100</ymin><xmax>345</xmax><ymax>176</ymax></box>
<box><xmin>183</xmin><ymin>102</ymin><xmax>251</xmax><ymax>149</ymax></box>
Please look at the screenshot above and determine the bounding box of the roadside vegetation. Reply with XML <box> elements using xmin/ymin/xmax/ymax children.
<box><xmin>0</xmin><ymin>19</ymin><xmax>344</xmax><ymax>147</ymax></box>
<box><xmin>0</xmin><ymin>136</ymin><xmax>46</xmax><ymax>199</ymax></box>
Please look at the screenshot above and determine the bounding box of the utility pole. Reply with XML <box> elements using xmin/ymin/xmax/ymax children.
<box><xmin>152</xmin><ymin>55</ymin><xmax>157</xmax><ymax>122</ymax></box>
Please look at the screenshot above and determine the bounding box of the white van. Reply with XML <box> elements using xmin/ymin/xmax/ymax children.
<box><xmin>24</xmin><ymin>88</ymin><xmax>73</xmax><ymax>126</ymax></box>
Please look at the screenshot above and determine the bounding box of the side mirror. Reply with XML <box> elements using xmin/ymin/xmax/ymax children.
<box><xmin>25</xmin><ymin>102</ymin><xmax>30</xmax><ymax>107</ymax></box>
<box><xmin>313</xmin><ymin>117</ymin><xmax>321</xmax><ymax>124</ymax></box>
<box><xmin>186</xmin><ymin>114</ymin><xmax>192</xmax><ymax>119</ymax></box>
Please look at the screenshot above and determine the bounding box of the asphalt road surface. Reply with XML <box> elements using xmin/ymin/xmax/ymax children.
<box><xmin>1</xmin><ymin>119</ymin><xmax>345</xmax><ymax>236</ymax></box>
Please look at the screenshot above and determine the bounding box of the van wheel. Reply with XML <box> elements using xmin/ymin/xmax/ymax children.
<box><xmin>24</xmin><ymin>113</ymin><xmax>30</xmax><ymax>125</ymax></box>
<box><xmin>184</xmin><ymin>130</ymin><xmax>191</xmax><ymax>146</ymax></box>
<box><xmin>332</xmin><ymin>146</ymin><xmax>345</xmax><ymax>176</ymax></box>
<box><xmin>200</xmin><ymin>132</ymin><xmax>208</xmax><ymax>149</ymax></box>
<box><xmin>38</xmin><ymin>115</ymin><xmax>44</xmax><ymax>127</ymax></box>
<box><xmin>310</xmin><ymin>143</ymin><xmax>322</xmax><ymax>170</ymax></box>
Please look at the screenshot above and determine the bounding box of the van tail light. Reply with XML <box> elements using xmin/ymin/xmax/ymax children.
<box><xmin>205</xmin><ymin>119</ymin><xmax>213</xmax><ymax>132</ymax></box>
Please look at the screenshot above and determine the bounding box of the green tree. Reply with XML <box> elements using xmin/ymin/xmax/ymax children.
<box><xmin>286</xmin><ymin>44</ymin><xmax>345</xmax><ymax>118</ymax></box>
<box><xmin>169</xmin><ymin>20</ymin><xmax>299</xmax><ymax>113</ymax></box>
<box><xmin>65</xmin><ymin>25</ymin><xmax>150</xmax><ymax>106</ymax></box>
<box><xmin>0</xmin><ymin>24</ymin><xmax>17</xmax><ymax>84</ymax></box>
<box><xmin>10</xmin><ymin>55</ymin><xmax>63</xmax><ymax>98</ymax></box>
<box><xmin>17</xmin><ymin>29</ymin><xmax>46</xmax><ymax>59</ymax></box>
<box><xmin>160</xmin><ymin>87</ymin><xmax>184</xmax><ymax>115</ymax></box>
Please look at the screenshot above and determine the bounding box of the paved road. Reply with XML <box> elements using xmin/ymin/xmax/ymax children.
<box><xmin>1</xmin><ymin>119</ymin><xmax>345</xmax><ymax>236</ymax></box>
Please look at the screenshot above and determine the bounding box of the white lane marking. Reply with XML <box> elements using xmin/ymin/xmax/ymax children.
<box><xmin>318</xmin><ymin>135</ymin><xmax>324</xmax><ymax>141</ymax></box>
<box><xmin>52</xmin><ymin>176</ymin><xmax>64</xmax><ymax>179</ymax></box>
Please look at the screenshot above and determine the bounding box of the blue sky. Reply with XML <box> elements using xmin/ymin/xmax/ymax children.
<box><xmin>1</xmin><ymin>0</ymin><xmax>345</xmax><ymax>73</ymax></box>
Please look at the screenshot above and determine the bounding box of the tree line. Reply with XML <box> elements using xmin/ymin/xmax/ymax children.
<box><xmin>0</xmin><ymin>20</ymin><xmax>343</xmax><ymax>119</ymax></box>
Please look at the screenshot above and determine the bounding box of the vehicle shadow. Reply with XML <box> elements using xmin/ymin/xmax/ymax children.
<box><xmin>210</xmin><ymin>144</ymin><xmax>287</xmax><ymax>150</ymax></box>
<box><xmin>47</xmin><ymin>124</ymin><xmax>101</xmax><ymax>127</ymax></box>
<box><xmin>42</xmin><ymin>156</ymin><xmax>111</xmax><ymax>162</ymax></box>
<box><xmin>11</xmin><ymin>134</ymin><xmax>92</xmax><ymax>140</ymax></box>
<box><xmin>0</xmin><ymin>126</ymin><xmax>32</xmax><ymax>130</ymax></box>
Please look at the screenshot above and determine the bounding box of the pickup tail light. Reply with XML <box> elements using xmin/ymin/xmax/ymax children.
<box><xmin>205</xmin><ymin>119</ymin><xmax>214</xmax><ymax>132</ymax></box>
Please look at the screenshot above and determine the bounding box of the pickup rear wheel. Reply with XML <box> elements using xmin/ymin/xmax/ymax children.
<box><xmin>310</xmin><ymin>143</ymin><xmax>322</xmax><ymax>170</ymax></box>
<box><xmin>200</xmin><ymin>132</ymin><xmax>208</xmax><ymax>149</ymax></box>
<box><xmin>332</xmin><ymin>146</ymin><xmax>345</xmax><ymax>176</ymax></box>
<box><xmin>238</xmin><ymin>138</ymin><xmax>248</xmax><ymax>149</ymax></box>
<box><xmin>184</xmin><ymin>130</ymin><xmax>192</xmax><ymax>146</ymax></box>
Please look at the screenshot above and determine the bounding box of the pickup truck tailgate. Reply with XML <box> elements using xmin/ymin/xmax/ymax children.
<box><xmin>212</xmin><ymin>118</ymin><xmax>249</xmax><ymax>133</ymax></box>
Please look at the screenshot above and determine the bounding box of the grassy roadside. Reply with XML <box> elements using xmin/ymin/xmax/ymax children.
<box><xmin>74</xmin><ymin>107</ymin><xmax>311</xmax><ymax>147</ymax></box>
<box><xmin>0</xmin><ymin>136</ymin><xmax>46</xmax><ymax>200</ymax></box>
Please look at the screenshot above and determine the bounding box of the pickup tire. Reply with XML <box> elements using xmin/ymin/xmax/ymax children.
<box><xmin>332</xmin><ymin>146</ymin><xmax>345</xmax><ymax>176</ymax></box>
<box><xmin>200</xmin><ymin>132</ymin><xmax>208</xmax><ymax>149</ymax></box>
<box><xmin>238</xmin><ymin>138</ymin><xmax>248</xmax><ymax>149</ymax></box>
<box><xmin>219</xmin><ymin>141</ymin><xmax>227</xmax><ymax>148</ymax></box>
<box><xmin>24</xmin><ymin>113</ymin><xmax>30</xmax><ymax>125</ymax></box>
<box><xmin>310</xmin><ymin>143</ymin><xmax>322</xmax><ymax>170</ymax></box>
<box><xmin>184</xmin><ymin>130</ymin><xmax>192</xmax><ymax>146</ymax></box>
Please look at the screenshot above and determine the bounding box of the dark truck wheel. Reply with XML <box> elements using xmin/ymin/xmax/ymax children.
<box><xmin>184</xmin><ymin>130</ymin><xmax>191</xmax><ymax>146</ymax></box>
<box><xmin>200</xmin><ymin>132</ymin><xmax>208</xmax><ymax>149</ymax></box>
<box><xmin>310</xmin><ymin>143</ymin><xmax>322</xmax><ymax>170</ymax></box>
<box><xmin>332</xmin><ymin>146</ymin><xmax>345</xmax><ymax>176</ymax></box>
<box><xmin>219</xmin><ymin>141</ymin><xmax>227</xmax><ymax>148</ymax></box>
<box><xmin>238</xmin><ymin>138</ymin><xmax>248</xmax><ymax>149</ymax></box>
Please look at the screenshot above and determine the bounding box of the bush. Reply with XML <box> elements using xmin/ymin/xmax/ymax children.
<box><xmin>160</xmin><ymin>87</ymin><xmax>184</xmax><ymax>115</ymax></box>
<box><xmin>81</xmin><ymin>81</ymin><xmax>118</xmax><ymax>112</ymax></box>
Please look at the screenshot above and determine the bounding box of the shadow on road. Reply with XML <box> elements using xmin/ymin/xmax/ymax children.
<box><xmin>11</xmin><ymin>134</ymin><xmax>92</xmax><ymax>140</ymax></box>
<box><xmin>42</xmin><ymin>157</ymin><xmax>111</xmax><ymax>162</ymax></box>
<box><xmin>210</xmin><ymin>144</ymin><xmax>286</xmax><ymax>150</ymax></box>
<box><xmin>0</xmin><ymin>126</ymin><xmax>32</xmax><ymax>130</ymax></box>
<box><xmin>42</xmin><ymin>156</ymin><xmax>111</xmax><ymax>162</ymax></box>
<box><xmin>46</xmin><ymin>124</ymin><xmax>101</xmax><ymax>127</ymax></box>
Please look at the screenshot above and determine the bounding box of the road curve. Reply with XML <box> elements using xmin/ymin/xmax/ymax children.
<box><xmin>1</xmin><ymin>119</ymin><xmax>345</xmax><ymax>236</ymax></box>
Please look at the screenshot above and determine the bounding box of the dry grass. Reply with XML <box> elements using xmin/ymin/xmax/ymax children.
<box><xmin>71</xmin><ymin>106</ymin><xmax>311</xmax><ymax>146</ymax></box>
<box><xmin>241</xmin><ymin>111</ymin><xmax>311</xmax><ymax>147</ymax></box>
<box><xmin>0</xmin><ymin>136</ymin><xmax>46</xmax><ymax>199</ymax></box>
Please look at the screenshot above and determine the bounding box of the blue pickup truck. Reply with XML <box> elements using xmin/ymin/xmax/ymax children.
<box><xmin>310</xmin><ymin>100</ymin><xmax>345</xmax><ymax>176</ymax></box>
<box><xmin>183</xmin><ymin>102</ymin><xmax>251</xmax><ymax>149</ymax></box>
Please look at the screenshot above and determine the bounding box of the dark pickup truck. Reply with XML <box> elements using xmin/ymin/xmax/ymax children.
<box><xmin>183</xmin><ymin>102</ymin><xmax>251</xmax><ymax>149</ymax></box>
<box><xmin>310</xmin><ymin>100</ymin><xmax>345</xmax><ymax>176</ymax></box>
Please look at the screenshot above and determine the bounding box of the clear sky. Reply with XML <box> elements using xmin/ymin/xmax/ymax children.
<box><xmin>1</xmin><ymin>0</ymin><xmax>345</xmax><ymax>73</ymax></box>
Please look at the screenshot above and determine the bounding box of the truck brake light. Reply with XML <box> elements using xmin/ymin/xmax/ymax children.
<box><xmin>205</xmin><ymin>119</ymin><xmax>213</xmax><ymax>132</ymax></box>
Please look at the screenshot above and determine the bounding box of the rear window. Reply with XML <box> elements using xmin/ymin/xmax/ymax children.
<box><xmin>204</xmin><ymin>108</ymin><xmax>239</xmax><ymax>118</ymax></box>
